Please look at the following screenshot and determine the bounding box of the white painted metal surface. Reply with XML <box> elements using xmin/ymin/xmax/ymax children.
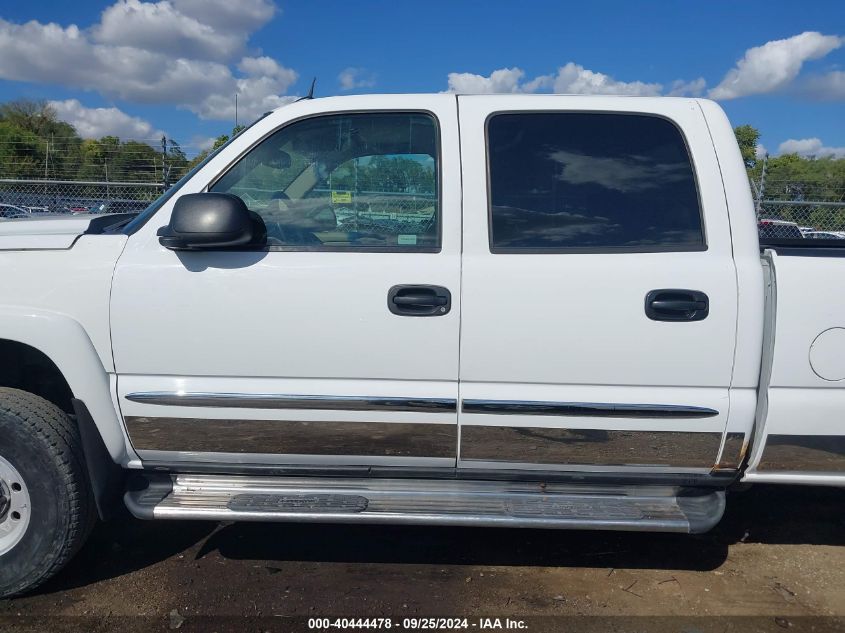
<box><xmin>455</xmin><ymin>95</ymin><xmax>745</xmax><ymax>472</ymax></box>
<box><xmin>809</xmin><ymin>328</ymin><xmax>845</xmax><ymax>381</ymax></box>
<box><xmin>0</xmin><ymin>215</ymin><xmax>96</xmax><ymax>251</ymax></box>
<box><xmin>744</xmin><ymin>250</ymin><xmax>845</xmax><ymax>484</ymax></box>
<box><xmin>697</xmin><ymin>99</ymin><xmax>765</xmax><ymax>392</ymax></box>
<box><xmin>110</xmin><ymin>95</ymin><xmax>462</xmax><ymax>467</ymax></box>
<box><xmin>0</xmin><ymin>92</ymin><xmax>836</xmax><ymax>490</ymax></box>
<box><xmin>0</xmin><ymin>236</ymin><xmax>131</xmax><ymax>461</ymax></box>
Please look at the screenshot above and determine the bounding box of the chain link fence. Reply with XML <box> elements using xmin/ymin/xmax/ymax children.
<box><xmin>0</xmin><ymin>175</ymin><xmax>844</xmax><ymax>245</ymax></box>
<box><xmin>332</xmin><ymin>197</ymin><xmax>437</xmax><ymax>235</ymax></box>
<box><xmin>756</xmin><ymin>201</ymin><xmax>845</xmax><ymax>240</ymax></box>
<box><xmin>0</xmin><ymin>178</ymin><xmax>439</xmax><ymax>241</ymax></box>
<box><xmin>754</xmin><ymin>178</ymin><xmax>845</xmax><ymax>241</ymax></box>
<box><xmin>0</xmin><ymin>179</ymin><xmax>162</xmax><ymax>217</ymax></box>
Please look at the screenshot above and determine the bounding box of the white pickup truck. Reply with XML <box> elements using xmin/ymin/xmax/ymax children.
<box><xmin>1</xmin><ymin>94</ymin><xmax>843</xmax><ymax>597</ymax></box>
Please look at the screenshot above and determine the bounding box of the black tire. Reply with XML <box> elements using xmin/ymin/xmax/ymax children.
<box><xmin>0</xmin><ymin>388</ymin><xmax>95</xmax><ymax>598</ymax></box>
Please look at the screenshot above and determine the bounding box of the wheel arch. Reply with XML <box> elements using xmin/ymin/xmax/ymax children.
<box><xmin>0</xmin><ymin>307</ymin><xmax>129</xmax><ymax>463</ymax></box>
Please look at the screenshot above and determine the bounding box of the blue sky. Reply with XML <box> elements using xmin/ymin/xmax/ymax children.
<box><xmin>0</xmin><ymin>1</ymin><xmax>843</xmax><ymax>157</ymax></box>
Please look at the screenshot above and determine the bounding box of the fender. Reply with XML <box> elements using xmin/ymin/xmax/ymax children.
<box><xmin>0</xmin><ymin>306</ymin><xmax>130</xmax><ymax>463</ymax></box>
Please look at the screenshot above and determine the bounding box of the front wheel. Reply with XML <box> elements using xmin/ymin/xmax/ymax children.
<box><xmin>0</xmin><ymin>388</ymin><xmax>95</xmax><ymax>598</ymax></box>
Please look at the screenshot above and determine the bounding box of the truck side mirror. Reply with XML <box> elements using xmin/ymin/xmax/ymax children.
<box><xmin>158</xmin><ymin>193</ymin><xmax>265</xmax><ymax>250</ymax></box>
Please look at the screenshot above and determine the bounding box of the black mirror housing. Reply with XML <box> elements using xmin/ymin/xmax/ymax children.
<box><xmin>159</xmin><ymin>193</ymin><xmax>263</xmax><ymax>250</ymax></box>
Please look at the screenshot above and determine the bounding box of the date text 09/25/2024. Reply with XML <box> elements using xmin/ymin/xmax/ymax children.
<box><xmin>308</xmin><ymin>618</ymin><xmax>528</xmax><ymax>630</ymax></box>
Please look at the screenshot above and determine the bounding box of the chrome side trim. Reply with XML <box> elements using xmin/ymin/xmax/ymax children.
<box><xmin>715</xmin><ymin>432</ymin><xmax>747</xmax><ymax>470</ymax></box>
<box><xmin>461</xmin><ymin>399</ymin><xmax>719</xmax><ymax>419</ymax></box>
<box><xmin>757</xmin><ymin>435</ymin><xmax>845</xmax><ymax>472</ymax></box>
<box><xmin>125</xmin><ymin>417</ymin><xmax>457</xmax><ymax>458</ymax></box>
<box><xmin>460</xmin><ymin>426</ymin><xmax>722</xmax><ymax>468</ymax></box>
<box><xmin>125</xmin><ymin>392</ymin><xmax>457</xmax><ymax>413</ymax></box>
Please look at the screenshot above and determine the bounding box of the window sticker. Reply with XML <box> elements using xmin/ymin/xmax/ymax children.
<box><xmin>398</xmin><ymin>234</ymin><xmax>418</xmax><ymax>245</ymax></box>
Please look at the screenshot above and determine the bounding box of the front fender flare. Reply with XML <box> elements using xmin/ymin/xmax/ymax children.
<box><xmin>0</xmin><ymin>306</ymin><xmax>129</xmax><ymax>463</ymax></box>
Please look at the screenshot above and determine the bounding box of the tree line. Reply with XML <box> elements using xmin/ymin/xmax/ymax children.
<box><xmin>735</xmin><ymin>124</ymin><xmax>845</xmax><ymax>202</ymax></box>
<box><xmin>0</xmin><ymin>100</ymin><xmax>190</xmax><ymax>183</ymax></box>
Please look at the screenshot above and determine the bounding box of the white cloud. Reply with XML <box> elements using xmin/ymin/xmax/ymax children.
<box><xmin>446</xmin><ymin>67</ymin><xmax>528</xmax><ymax>94</ymax></box>
<box><xmin>93</xmin><ymin>0</ymin><xmax>244</xmax><ymax>61</ymax></box>
<box><xmin>171</xmin><ymin>0</ymin><xmax>276</xmax><ymax>37</ymax></box>
<box><xmin>0</xmin><ymin>1</ymin><xmax>296</xmax><ymax>122</ymax></box>
<box><xmin>667</xmin><ymin>77</ymin><xmax>707</xmax><ymax>97</ymax></box>
<box><xmin>445</xmin><ymin>31</ymin><xmax>845</xmax><ymax>101</ymax></box>
<box><xmin>551</xmin><ymin>63</ymin><xmax>662</xmax><ymax>96</ymax></box>
<box><xmin>338</xmin><ymin>67</ymin><xmax>376</xmax><ymax>91</ymax></box>
<box><xmin>49</xmin><ymin>99</ymin><xmax>164</xmax><ymax>139</ymax></box>
<box><xmin>777</xmin><ymin>137</ymin><xmax>845</xmax><ymax>158</ymax></box>
<box><xmin>755</xmin><ymin>144</ymin><xmax>768</xmax><ymax>159</ymax></box>
<box><xmin>446</xmin><ymin>64</ymin><xmax>671</xmax><ymax>96</ymax></box>
<box><xmin>803</xmin><ymin>70</ymin><xmax>845</xmax><ymax>100</ymax></box>
<box><xmin>709</xmin><ymin>31</ymin><xmax>843</xmax><ymax>100</ymax></box>
<box><xmin>196</xmin><ymin>56</ymin><xmax>297</xmax><ymax>120</ymax></box>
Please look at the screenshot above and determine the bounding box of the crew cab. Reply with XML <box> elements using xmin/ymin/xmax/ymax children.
<box><xmin>1</xmin><ymin>94</ymin><xmax>844</xmax><ymax>598</ymax></box>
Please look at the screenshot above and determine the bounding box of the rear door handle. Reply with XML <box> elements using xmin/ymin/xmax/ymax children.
<box><xmin>388</xmin><ymin>285</ymin><xmax>451</xmax><ymax>316</ymax></box>
<box><xmin>393</xmin><ymin>294</ymin><xmax>448</xmax><ymax>306</ymax></box>
<box><xmin>645</xmin><ymin>289</ymin><xmax>709</xmax><ymax>322</ymax></box>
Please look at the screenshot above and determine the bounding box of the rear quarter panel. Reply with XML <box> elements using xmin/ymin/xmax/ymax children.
<box><xmin>744</xmin><ymin>250</ymin><xmax>845</xmax><ymax>484</ymax></box>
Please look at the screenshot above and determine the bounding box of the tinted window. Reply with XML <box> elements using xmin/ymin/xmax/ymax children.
<box><xmin>487</xmin><ymin>113</ymin><xmax>705</xmax><ymax>252</ymax></box>
<box><xmin>211</xmin><ymin>112</ymin><xmax>439</xmax><ymax>250</ymax></box>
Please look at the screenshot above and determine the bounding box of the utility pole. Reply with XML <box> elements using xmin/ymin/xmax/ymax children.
<box><xmin>44</xmin><ymin>139</ymin><xmax>49</xmax><ymax>195</ymax></box>
<box><xmin>755</xmin><ymin>153</ymin><xmax>769</xmax><ymax>217</ymax></box>
<box><xmin>161</xmin><ymin>135</ymin><xmax>170</xmax><ymax>190</ymax></box>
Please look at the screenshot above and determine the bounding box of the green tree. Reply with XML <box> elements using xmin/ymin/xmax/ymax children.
<box><xmin>734</xmin><ymin>125</ymin><xmax>761</xmax><ymax>168</ymax></box>
<box><xmin>0</xmin><ymin>121</ymin><xmax>43</xmax><ymax>178</ymax></box>
<box><xmin>357</xmin><ymin>156</ymin><xmax>435</xmax><ymax>193</ymax></box>
<box><xmin>0</xmin><ymin>100</ymin><xmax>83</xmax><ymax>179</ymax></box>
<box><xmin>0</xmin><ymin>100</ymin><xmax>76</xmax><ymax>139</ymax></box>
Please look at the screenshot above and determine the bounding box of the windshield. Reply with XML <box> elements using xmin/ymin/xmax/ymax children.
<box><xmin>123</xmin><ymin>113</ymin><xmax>271</xmax><ymax>234</ymax></box>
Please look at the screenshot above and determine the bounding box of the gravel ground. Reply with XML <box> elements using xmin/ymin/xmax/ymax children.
<box><xmin>1</xmin><ymin>484</ymin><xmax>844</xmax><ymax>632</ymax></box>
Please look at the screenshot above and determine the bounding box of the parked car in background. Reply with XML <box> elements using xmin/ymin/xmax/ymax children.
<box><xmin>757</xmin><ymin>219</ymin><xmax>804</xmax><ymax>240</ymax></box>
<box><xmin>0</xmin><ymin>204</ymin><xmax>29</xmax><ymax>219</ymax></box>
<box><xmin>805</xmin><ymin>231</ymin><xmax>845</xmax><ymax>240</ymax></box>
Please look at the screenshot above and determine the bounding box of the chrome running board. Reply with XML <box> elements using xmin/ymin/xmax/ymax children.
<box><xmin>124</xmin><ymin>474</ymin><xmax>726</xmax><ymax>534</ymax></box>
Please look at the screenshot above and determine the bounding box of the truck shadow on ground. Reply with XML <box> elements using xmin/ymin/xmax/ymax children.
<box><xmin>32</xmin><ymin>484</ymin><xmax>845</xmax><ymax>596</ymax></box>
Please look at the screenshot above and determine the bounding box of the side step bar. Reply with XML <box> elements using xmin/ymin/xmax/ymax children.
<box><xmin>125</xmin><ymin>475</ymin><xmax>726</xmax><ymax>534</ymax></box>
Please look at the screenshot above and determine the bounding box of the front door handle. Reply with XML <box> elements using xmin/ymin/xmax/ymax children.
<box><xmin>388</xmin><ymin>285</ymin><xmax>451</xmax><ymax>316</ymax></box>
<box><xmin>645</xmin><ymin>289</ymin><xmax>709</xmax><ymax>322</ymax></box>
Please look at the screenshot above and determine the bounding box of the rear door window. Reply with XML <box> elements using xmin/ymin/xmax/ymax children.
<box><xmin>487</xmin><ymin>112</ymin><xmax>705</xmax><ymax>252</ymax></box>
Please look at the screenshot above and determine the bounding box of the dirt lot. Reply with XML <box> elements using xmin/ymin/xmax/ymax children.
<box><xmin>1</xmin><ymin>484</ymin><xmax>844</xmax><ymax>632</ymax></box>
